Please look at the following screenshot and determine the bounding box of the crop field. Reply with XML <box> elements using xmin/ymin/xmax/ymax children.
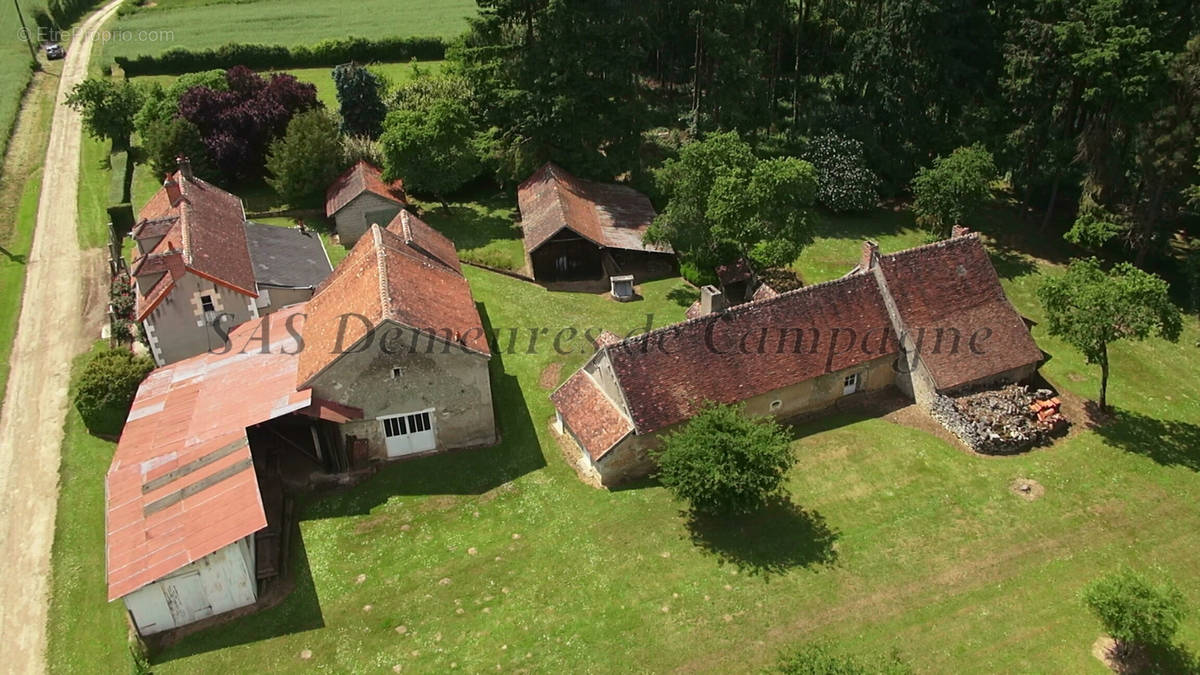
<box><xmin>103</xmin><ymin>0</ymin><xmax>476</xmax><ymax>61</ymax></box>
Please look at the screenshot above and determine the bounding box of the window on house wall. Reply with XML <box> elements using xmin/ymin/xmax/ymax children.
<box><xmin>391</xmin><ymin>367</ymin><xmax>403</xmax><ymax>379</ymax></box>
<box><xmin>382</xmin><ymin>411</ymin><xmax>431</xmax><ymax>438</ymax></box>
<box><xmin>200</xmin><ymin>294</ymin><xmax>216</xmax><ymax>322</ymax></box>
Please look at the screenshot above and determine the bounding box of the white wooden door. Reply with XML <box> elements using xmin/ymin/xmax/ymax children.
<box><xmin>842</xmin><ymin>373</ymin><xmax>859</xmax><ymax>396</ymax></box>
<box><xmin>381</xmin><ymin>410</ymin><xmax>436</xmax><ymax>458</ymax></box>
<box><xmin>162</xmin><ymin>571</ymin><xmax>212</xmax><ymax>627</ymax></box>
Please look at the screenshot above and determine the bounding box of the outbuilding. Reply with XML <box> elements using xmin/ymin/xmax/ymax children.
<box><xmin>324</xmin><ymin>161</ymin><xmax>407</xmax><ymax>247</ymax></box>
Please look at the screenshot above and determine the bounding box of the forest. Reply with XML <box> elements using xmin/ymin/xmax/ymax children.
<box><xmin>447</xmin><ymin>0</ymin><xmax>1198</xmax><ymax>274</ymax></box>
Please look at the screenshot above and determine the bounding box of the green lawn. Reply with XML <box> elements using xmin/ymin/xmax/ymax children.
<box><xmin>0</xmin><ymin>0</ymin><xmax>48</xmax><ymax>163</ymax></box>
<box><xmin>46</xmin><ymin>344</ymin><xmax>131</xmax><ymax>674</ymax></box>
<box><xmin>76</xmin><ymin>132</ymin><xmax>113</xmax><ymax>249</ymax></box>
<box><xmin>47</xmin><ymin>205</ymin><xmax>1200</xmax><ymax>673</ymax></box>
<box><xmin>414</xmin><ymin>191</ymin><xmax>527</xmax><ymax>272</ymax></box>
<box><xmin>104</xmin><ymin>0</ymin><xmax>475</xmax><ymax>61</ymax></box>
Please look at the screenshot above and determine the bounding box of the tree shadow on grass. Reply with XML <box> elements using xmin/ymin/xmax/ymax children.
<box><xmin>418</xmin><ymin>193</ymin><xmax>523</xmax><ymax>252</ymax></box>
<box><xmin>1091</xmin><ymin>408</ymin><xmax>1200</xmax><ymax>472</ymax></box>
<box><xmin>685</xmin><ymin>497</ymin><xmax>838</xmax><ymax>578</ymax></box>
<box><xmin>149</xmin><ymin>524</ymin><xmax>325</xmax><ymax>663</ymax></box>
<box><xmin>301</xmin><ymin>301</ymin><xmax>545</xmax><ymax>520</ymax></box>
<box><xmin>988</xmin><ymin>247</ymin><xmax>1038</xmax><ymax>280</ymax></box>
<box><xmin>666</xmin><ymin>284</ymin><xmax>700</xmax><ymax>307</ymax></box>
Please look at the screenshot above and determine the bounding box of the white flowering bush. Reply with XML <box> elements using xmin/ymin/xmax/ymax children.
<box><xmin>804</xmin><ymin>133</ymin><xmax>879</xmax><ymax>212</ymax></box>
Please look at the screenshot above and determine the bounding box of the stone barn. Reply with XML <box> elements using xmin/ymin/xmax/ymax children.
<box><xmin>108</xmin><ymin>212</ymin><xmax>495</xmax><ymax>636</ymax></box>
<box><xmin>325</xmin><ymin>161</ymin><xmax>408</xmax><ymax>247</ymax></box>
<box><xmin>518</xmin><ymin>163</ymin><xmax>675</xmax><ymax>283</ymax></box>
<box><xmin>551</xmin><ymin>232</ymin><xmax>1044</xmax><ymax>486</ymax></box>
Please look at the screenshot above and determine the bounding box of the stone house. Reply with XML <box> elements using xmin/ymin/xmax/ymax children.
<box><xmin>324</xmin><ymin>160</ymin><xmax>407</xmax><ymax>247</ymax></box>
<box><xmin>551</xmin><ymin>232</ymin><xmax>1043</xmax><ymax>486</ymax></box>
<box><xmin>107</xmin><ymin>213</ymin><xmax>495</xmax><ymax>636</ymax></box>
<box><xmin>518</xmin><ymin>162</ymin><xmax>676</xmax><ymax>282</ymax></box>
<box><xmin>131</xmin><ymin>161</ymin><xmax>332</xmax><ymax>366</ymax></box>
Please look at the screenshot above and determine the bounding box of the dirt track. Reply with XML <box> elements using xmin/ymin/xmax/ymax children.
<box><xmin>0</xmin><ymin>1</ymin><xmax>124</xmax><ymax>671</ymax></box>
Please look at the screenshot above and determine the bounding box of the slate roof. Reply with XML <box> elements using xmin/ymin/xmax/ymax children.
<box><xmin>244</xmin><ymin>221</ymin><xmax>333</xmax><ymax>290</ymax></box>
<box><xmin>551</xmin><ymin>370</ymin><xmax>633</xmax><ymax>460</ymax></box>
<box><xmin>877</xmin><ymin>234</ymin><xmax>1043</xmax><ymax>391</ymax></box>
<box><xmin>106</xmin><ymin>306</ymin><xmax>314</xmax><ymax>600</ymax></box>
<box><xmin>604</xmin><ymin>272</ymin><xmax>896</xmax><ymax>434</ymax></box>
<box><xmin>517</xmin><ymin>162</ymin><xmax>673</xmax><ymax>255</ymax></box>
<box><xmin>131</xmin><ymin>172</ymin><xmax>257</xmax><ymax>321</ymax></box>
<box><xmin>325</xmin><ymin>160</ymin><xmax>406</xmax><ymax>217</ymax></box>
<box><xmin>297</xmin><ymin>224</ymin><xmax>489</xmax><ymax>387</ymax></box>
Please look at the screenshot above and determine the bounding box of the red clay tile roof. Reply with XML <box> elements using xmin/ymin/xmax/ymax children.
<box><xmin>551</xmin><ymin>370</ymin><xmax>634</xmax><ymax>460</ymax></box>
<box><xmin>878</xmin><ymin>234</ymin><xmax>1042</xmax><ymax>391</ymax></box>
<box><xmin>593</xmin><ymin>330</ymin><xmax>623</xmax><ymax>349</ymax></box>
<box><xmin>606</xmin><ymin>272</ymin><xmax>898</xmax><ymax>434</ymax></box>
<box><xmin>106</xmin><ymin>306</ymin><xmax>313</xmax><ymax>600</ymax></box>
<box><xmin>131</xmin><ymin>172</ymin><xmax>257</xmax><ymax>321</ymax></box>
<box><xmin>325</xmin><ymin>160</ymin><xmax>406</xmax><ymax>217</ymax></box>
<box><xmin>297</xmin><ymin>224</ymin><xmax>489</xmax><ymax>386</ymax></box>
<box><xmin>385</xmin><ymin>210</ymin><xmax>462</xmax><ymax>274</ymax></box>
<box><xmin>517</xmin><ymin>162</ymin><xmax>673</xmax><ymax>255</ymax></box>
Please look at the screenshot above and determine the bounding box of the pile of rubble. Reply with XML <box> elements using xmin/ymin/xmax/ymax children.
<box><xmin>929</xmin><ymin>384</ymin><xmax>1067</xmax><ymax>455</ymax></box>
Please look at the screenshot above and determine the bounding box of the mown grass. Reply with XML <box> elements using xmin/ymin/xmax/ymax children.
<box><xmin>414</xmin><ymin>190</ymin><xmax>527</xmax><ymax>272</ymax></box>
<box><xmin>76</xmin><ymin>132</ymin><xmax>113</xmax><ymax>249</ymax></box>
<box><xmin>104</xmin><ymin>0</ymin><xmax>476</xmax><ymax>61</ymax></box>
<box><xmin>47</xmin><ymin>203</ymin><xmax>1200</xmax><ymax>673</ymax></box>
<box><xmin>0</xmin><ymin>0</ymin><xmax>46</xmax><ymax>163</ymax></box>
<box><xmin>46</xmin><ymin>343</ymin><xmax>130</xmax><ymax>674</ymax></box>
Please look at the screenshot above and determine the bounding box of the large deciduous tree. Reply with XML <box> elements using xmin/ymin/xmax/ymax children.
<box><xmin>1037</xmin><ymin>258</ymin><xmax>1182</xmax><ymax>410</ymax></box>
<box><xmin>651</xmin><ymin>402</ymin><xmax>794</xmax><ymax>517</ymax></box>
<box><xmin>65</xmin><ymin>78</ymin><xmax>144</xmax><ymax>148</ymax></box>
<box><xmin>648</xmin><ymin>131</ymin><xmax>817</xmax><ymax>270</ymax></box>
<box><xmin>178</xmin><ymin>66</ymin><xmax>320</xmax><ymax>182</ymax></box>
<box><xmin>379</xmin><ymin>98</ymin><xmax>483</xmax><ymax>208</ymax></box>
<box><xmin>911</xmin><ymin>144</ymin><xmax>997</xmax><ymax>236</ymax></box>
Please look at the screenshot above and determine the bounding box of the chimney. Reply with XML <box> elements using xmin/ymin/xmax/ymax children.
<box><xmin>951</xmin><ymin>224</ymin><xmax>971</xmax><ymax>238</ymax></box>
<box><xmin>860</xmin><ymin>240</ymin><xmax>879</xmax><ymax>271</ymax></box>
<box><xmin>176</xmin><ymin>155</ymin><xmax>193</xmax><ymax>181</ymax></box>
<box><xmin>700</xmin><ymin>285</ymin><xmax>726</xmax><ymax>315</ymax></box>
<box><xmin>163</xmin><ymin>174</ymin><xmax>181</xmax><ymax>205</ymax></box>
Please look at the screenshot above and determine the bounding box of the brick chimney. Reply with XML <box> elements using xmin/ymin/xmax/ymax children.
<box><xmin>951</xmin><ymin>224</ymin><xmax>971</xmax><ymax>238</ymax></box>
<box><xmin>176</xmin><ymin>155</ymin><xmax>193</xmax><ymax>181</ymax></box>
<box><xmin>700</xmin><ymin>285</ymin><xmax>726</xmax><ymax>315</ymax></box>
<box><xmin>860</xmin><ymin>240</ymin><xmax>879</xmax><ymax>271</ymax></box>
<box><xmin>163</xmin><ymin>174</ymin><xmax>181</xmax><ymax>205</ymax></box>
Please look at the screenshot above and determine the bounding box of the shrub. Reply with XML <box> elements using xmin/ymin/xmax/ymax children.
<box><xmin>74</xmin><ymin>348</ymin><xmax>155</xmax><ymax>436</ymax></box>
<box><xmin>114</xmin><ymin>37</ymin><xmax>448</xmax><ymax>76</ymax></box>
<box><xmin>380</xmin><ymin>98</ymin><xmax>483</xmax><ymax>206</ymax></box>
<box><xmin>341</xmin><ymin>134</ymin><xmax>383</xmax><ymax>167</ymax></box>
<box><xmin>651</xmin><ymin>402</ymin><xmax>794</xmax><ymax>516</ymax></box>
<box><xmin>266</xmin><ymin>109</ymin><xmax>346</xmax><ymax>205</ymax></box>
<box><xmin>1082</xmin><ymin>568</ymin><xmax>1188</xmax><ymax>653</ymax></box>
<box><xmin>772</xmin><ymin>642</ymin><xmax>912</xmax><ymax>674</ymax></box>
<box><xmin>678</xmin><ymin>260</ymin><xmax>718</xmax><ymax>287</ymax></box>
<box><xmin>803</xmin><ymin>133</ymin><xmax>879</xmax><ymax>212</ymax></box>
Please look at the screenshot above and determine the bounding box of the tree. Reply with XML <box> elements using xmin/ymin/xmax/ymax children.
<box><xmin>773</xmin><ymin>642</ymin><xmax>912</xmax><ymax>675</ymax></box>
<box><xmin>1037</xmin><ymin>258</ymin><xmax>1182</xmax><ymax>409</ymax></box>
<box><xmin>74</xmin><ymin>348</ymin><xmax>155</xmax><ymax>437</ymax></box>
<box><xmin>178</xmin><ymin>66</ymin><xmax>320</xmax><ymax>182</ymax></box>
<box><xmin>911</xmin><ymin>144</ymin><xmax>997</xmax><ymax>235</ymax></box>
<box><xmin>65</xmin><ymin>78</ymin><xmax>144</xmax><ymax>148</ymax></box>
<box><xmin>648</xmin><ymin>131</ymin><xmax>817</xmax><ymax>271</ymax></box>
<box><xmin>803</xmin><ymin>133</ymin><xmax>880</xmax><ymax>213</ymax></box>
<box><xmin>651</xmin><ymin>402</ymin><xmax>794</xmax><ymax>517</ymax></box>
<box><xmin>1083</xmin><ymin>568</ymin><xmax>1188</xmax><ymax>659</ymax></box>
<box><xmin>379</xmin><ymin>98</ymin><xmax>482</xmax><ymax>208</ymax></box>
<box><xmin>142</xmin><ymin>116</ymin><xmax>210</xmax><ymax>178</ymax></box>
<box><xmin>266</xmin><ymin>109</ymin><xmax>345</xmax><ymax>205</ymax></box>
<box><xmin>332</xmin><ymin>62</ymin><xmax>386</xmax><ymax>139</ymax></box>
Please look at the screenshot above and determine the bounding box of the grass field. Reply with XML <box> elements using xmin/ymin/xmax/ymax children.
<box><xmin>104</xmin><ymin>0</ymin><xmax>476</xmax><ymax>61</ymax></box>
<box><xmin>46</xmin><ymin>200</ymin><xmax>1200</xmax><ymax>672</ymax></box>
<box><xmin>0</xmin><ymin>0</ymin><xmax>48</xmax><ymax>163</ymax></box>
